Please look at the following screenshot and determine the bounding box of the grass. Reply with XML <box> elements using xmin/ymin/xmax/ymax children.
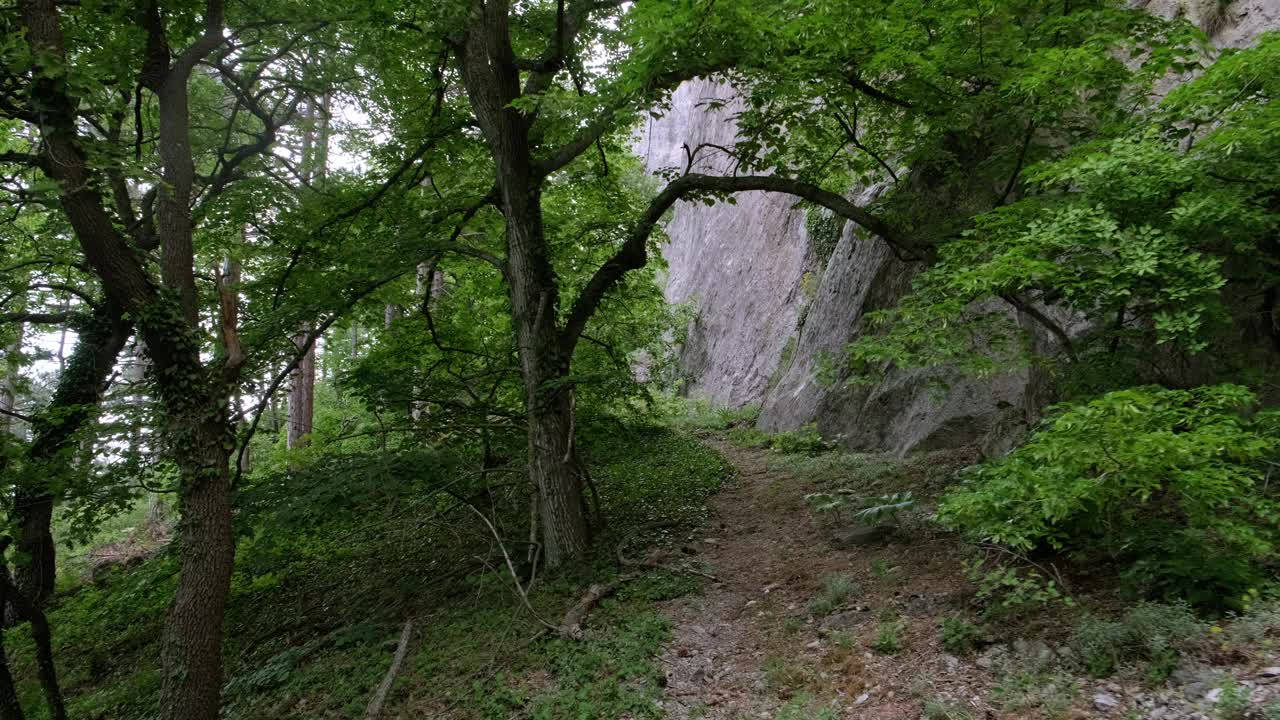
<box><xmin>10</xmin><ymin>424</ymin><xmax>729</xmax><ymax>720</ymax></box>
<box><xmin>775</xmin><ymin>693</ymin><xmax>838</xmax><ymax>720</ymax></box>
<box><xmin>808</xmin><ymin>573</ymin><xmax>860</xmax><ymax>617</ymax></box>
<box><xmin>923</xmin><ymin>698</ymin><xmax>975</xmax><ymax>720</ymax></box>
<box><xmin>871</xmin><ymin>619</ymin><xmax>906</xmax><ymax>655</ymax></box>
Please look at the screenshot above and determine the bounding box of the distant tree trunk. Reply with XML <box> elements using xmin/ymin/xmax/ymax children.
<box><xmin>287</xmin><ymin>331</ymin><xmax>316</xmax><ymax>449</ymax></box>
<box><xmin>0</xmin><ymin>318</ymin><xmax>24</xmax><ymax>441</ymax></box>
<box><xmin>286</xmin><ymin>95</ymin><xmax>330</xmax><ymax>450</ymax></box>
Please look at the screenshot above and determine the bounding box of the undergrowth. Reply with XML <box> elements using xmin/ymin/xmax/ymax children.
<box><xmin>8</xmin><ymin>424</ymin><xmax>728</xmax><ymax>719</ymax></box>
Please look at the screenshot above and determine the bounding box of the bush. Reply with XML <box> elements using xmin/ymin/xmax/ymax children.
<box><xmin>771</xmin><ymin>423</ymin><xmax>832</xmax><ymax>455</ymax></box>
<box><xmin>965</xmin><ymin>560</ymin><xmax>1073</xmax><ymax>620</ymax></box>
<box><xmin>808</xmin><ymin>573</ymin><xmax>860</xmax><ymax>616</ymax></box>
<box><xmin>939</xmin><ymin>385</ymin><xmax>1279</xmax><ymax>609</ymax></box>
<box><xmin>872</xmin><ymin>620</ymin><xmax>906</xmax><ymax>654</ymax></box>
<box><xmin>1068</xmin><ymin>602</ymin><xmax>1203</xmax><ymax>679</ymax></box>
<box><xmin>940</xmin><ymin>617</ymin><xmax>982</xmax><ymax>655</ymax></box>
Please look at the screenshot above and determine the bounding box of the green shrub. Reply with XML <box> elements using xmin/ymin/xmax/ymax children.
<box><xmin>1068</xmin><ymin>602</ymin><xmax>1202</xmax><ymax>679</ymax></box>
<box><xmin>940</xmin><ymin>617</ymin><xmax>982</xmax><ymax>655</ymax></box>
<box><xmin>939</xmin><ymin>385</ymin><xmax>1279</xmax><ymax>609</ymax></box>
<box><xmin>771</xmin><ymin>423</ymin><xmax>832</xmax><ymax>455</ymax></box>
<box><xmin>965</xmin><ymin>560</ymin><xmax>1073</xmax><ymax>620</ymax></box>
<box><xmin>808</xmin><ymin>574</ymin><xmax>860</xmax><ymax>616</ymax></box>
<box><xmin>804</xmin><ymin>491</ymin><xmax>915</xmax><ymax>527</ymax></box>
<box><xmin>872</xmin><ymin>619</ymin><xmax>906</xmax><ymax>654</ymax></box>
<box><xmin>1214</xmin><ymin>678</ymin><xmax>1249</xmax><ymax>720</ymax></box>
<box><xmin>727</xmin><ymin>427</ymin><xmax>771</xmax><ymax>448</ymax></box>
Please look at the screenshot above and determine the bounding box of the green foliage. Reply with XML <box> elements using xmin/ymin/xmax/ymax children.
<box><xmin>942</xmin><ymin>385</ymin><xmax>1279</xmax><ymax>608</ymax></box>
<box><xmin>965</xmin><ymin>560</ymin><xmax>1074</xmax><ymax>620</ymax></box>
<box><xmin>770</xmin><ymin>423</ymin><xmax>832</xmax><ymax>455</ymax></box>
<box><xmin>726</xmin><ymin>426</ymin><xmax>772</xmax><ymax>448</ymax></box>
<box><xmin>775</xmin><ymin>693</ymin><xmax>838</xmax><ymax>720</ymax></box>
<box><xmin>808</xmin><ymin>573</ymin><xmax>861</xmax><ymax>616</ymax></box>
<box><xmin>992</xmin><ymin>667</ymin><xmax>1079</xmax><ymax>720</ymax></box>
<box><xmin>847</xmin><ymin>34</ymin><xmax>1280</xmax><ymax>384</ymax></box>
<box><xmin>1068</xmin><ymin>603</ymin><xmax>1203</xmax><ymax>679</ymax></box>
<box><xmin>805</xmin><ymin>207</ymin><xmax>843</xmax><ymax>262</ymax></box>
<box><xmin>871</xmin><ymin>619</ymin><xmax>906</xmax><ymax>655</ymax></box>
<box><xmin>939</xmin><ymin>617</ymin><xmax>982</xmax><ymax>655</ymax></box>
<box><xmin>526</xmin><ymin>608</ymin><xmax>672</xmax><ymax>720</ymax></box>
<box><xmin>805</xmin><ymin>490</ymin><xmax>915</xmax><ymax>527</ymax></box>
<box><xmin>588</xmin><ymin>425</ymin><xmax>729</xmax><ymax>529</ymax></box>
<box><xmin>1214</xmin><ymin>678</ymin><xmax>1250</xmax><ymax>720</ymax></box>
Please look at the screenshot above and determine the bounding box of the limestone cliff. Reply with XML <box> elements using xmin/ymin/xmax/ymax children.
<box><xmin>644</xmin><ymin>2</ymin><xmax>1278</xmax><ymax>455</ymax></box>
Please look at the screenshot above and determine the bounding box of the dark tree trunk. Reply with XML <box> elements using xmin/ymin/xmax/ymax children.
<box><xmin>286</xmin><ymin>332</ymin><xmax>315</xmax><ymax>449</ymax></box>
<box><xmin>157</xmin><ymin>421</ymin><xmax>234</xmax><ymax>720</ymax></box>
<box><xmin>17</xmin><ymin>301</ymin><xmax>131</xmax><ymax>607</ymax></box>
<box><xmin>0</xmin><ymin>590</ymin><xmax>24</xmax><ymax>720</ymax></box>
<box><xmin>19</xmin><ymin>2</ymin><xmax>238</xmax><ymax>718</ymax></box>
<box><xmin>2</xmin><ymin>543</ymin><xmax>67</xmax><ymax>720</ymax></box>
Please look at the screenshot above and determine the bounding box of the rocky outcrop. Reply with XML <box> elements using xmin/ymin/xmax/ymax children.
<box><xmin>642</xmin><ymin>80</ymin><xmax>817</xmax><ymax>409</ymax></box>
<box><xmin>643</xmin><ymin>1</ymin><xmax>1278</xmax><ymax>455</ymax></box>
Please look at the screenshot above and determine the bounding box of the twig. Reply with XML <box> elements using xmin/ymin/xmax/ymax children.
<box><xmin>460</xmin><ymin>501</ymin><xmax>560</xmax><ymax>634</ymax></box>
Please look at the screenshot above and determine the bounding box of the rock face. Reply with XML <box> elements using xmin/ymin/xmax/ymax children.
<box><xmin>643</xmin><ymin>2</ymin><xmax>1277</xmax><ymax>455</ymax></box>
<box><xmin>642</xmin><ymin>80</ymin><xmax>817</xmax><ymax>409</ymax></box>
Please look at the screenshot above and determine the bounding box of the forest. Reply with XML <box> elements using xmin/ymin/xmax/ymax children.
<box><xmin>0</xmin><ymin>0</ymin><xmax>1277</xmax><ymax>718</ymax></box>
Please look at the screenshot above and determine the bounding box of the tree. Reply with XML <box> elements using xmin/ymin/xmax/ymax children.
<box><xmin>4</xmin><ymin>1</ymin><xmax>355</xmax><ymax>716</ymax></box>
<box><xmin>346</xmin><ymin>0</ymin><xmax>1177</xmax><ymax>566</ymax></box>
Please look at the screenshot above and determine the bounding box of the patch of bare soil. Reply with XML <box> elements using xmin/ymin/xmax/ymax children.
<box><xmin>656</xmin><ymin>439</ymin><xmax>983</xmax><ymax>720</ymax></box>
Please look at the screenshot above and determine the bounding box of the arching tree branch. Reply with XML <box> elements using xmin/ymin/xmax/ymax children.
<box><xmin>560</xmin><ymin>173</ymin><xmax>914</xmax><ymax>353</ymax></box>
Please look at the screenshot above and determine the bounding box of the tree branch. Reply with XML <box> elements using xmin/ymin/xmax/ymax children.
<box><xmin>560</xmin><ymin>173</ymin><xmax>912</xmax><ymax>353</ymax></box>
<box><xmin>0</xmin><ymin>311</ymin><xmax>73</xmax><ymax>325</ymax></box>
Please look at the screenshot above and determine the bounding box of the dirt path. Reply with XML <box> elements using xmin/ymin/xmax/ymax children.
<box><xmin>655</xmin><ymin>439</ymin><xmax>974</xmax><ymax>720</ymax></box>
<box><xmin>656</xmin><ymin>439</ymin><xmax>821</xmax><ymax>719</ymax></box>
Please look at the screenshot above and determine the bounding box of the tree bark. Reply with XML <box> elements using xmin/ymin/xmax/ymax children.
<box><xmin>286</xmin><ymin>332</ymin><xmax>316</xmax><ymax>449</ymax></box>
<box><xmin>0</xmin><ymin>569</ymin><xmax>24</xmax><ymax>720</ymax></box>
<box><xmin>2</xmin><ymin>542</ymin><xmax>67</xmax><ymax>720</ymax></box>
<box><xmin>157</xmin><ymin>424</ymin><xmax>234</xmax><ymax>720</ymax></box>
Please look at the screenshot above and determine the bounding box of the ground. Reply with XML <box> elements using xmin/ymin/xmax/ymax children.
<box><xmin>16</xmin><ymin>427</ymin><xmax>1280</xmax><ymax>719</ymax></box>
<box><xmin>653</xmin><ymin>437</ymin><xmax>1280</xmax><ymax>720</ymax></box>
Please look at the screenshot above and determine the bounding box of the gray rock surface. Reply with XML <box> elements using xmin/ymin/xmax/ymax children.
<box><xmin>642</xmin><ymin>1</ymin><xmax>1278</xmax><ymax>454</ymax></box>
<box><xmin>640</xmin><ymin>79</ymin><xmax>815</xmax><ymax>409</ymax></box>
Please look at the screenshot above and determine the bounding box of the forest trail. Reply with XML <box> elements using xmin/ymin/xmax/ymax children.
<box><xmin>655</xmin><ymin>439</ymin><xmax>974</xmax><ymax>720</ymax></box>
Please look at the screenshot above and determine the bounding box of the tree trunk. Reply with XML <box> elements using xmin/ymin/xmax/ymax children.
<box><xmin>285</xmin><ymin>96</ymin><xmax>329</xmax><ymax>449</ymax></box>
<box><xmin>525</xmin><ymin>383</ymin><xmax>589</xmax><ymax>566</ymax></box>
<box><xmin>157</xmin><ymin>420</ymin><xmax>234</xmax><ymax>720</ymax></box>
<box><xmin>506</xmin><ymin>198</ymin><xmax>590</xmax><ymax>568</ymax></box>
<box><xmin>1</xmin><ymin>317</ymin><xmax>25</xmax><ymax>441</ymax></box>
<box><xmin>20</xmin><ymin>3</ymin><xmax>238</xmax><ymax>719</ymax></box>
<box><xmin>457</xmin><ymin>0</ymin><xmax>593</xmax><ymax>566</ymax></box>
<box><xmin>0</xmin><ymin>576</ymin><xmax>24</xmax><ymax>720</ymax></box>
<box><xmin>286</xmin><ymin>332</ymin><xmax>315</xmax><ymax>449</ymax></box>
<box><xmin>16</xmin><ymin>302</ymin><xmax>131</xmax><ymax>607</ymax></box>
